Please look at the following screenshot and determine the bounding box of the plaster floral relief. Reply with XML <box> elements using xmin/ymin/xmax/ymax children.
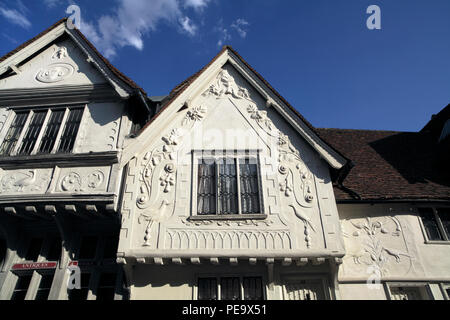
<box><xmin>0</xmin><ymin>169</ymin><xmax>52</xmax><ymax>194</ymax></box>
<box><xmin>137</xmin><ymin>104</ymin><xmax>208</xmax><ymax>247</ymax></box>
<box><xmin>202</xmin><ymin>68</ymin><xmax>317</xmax><ymax>249</ymax></box>
<box><xmin>341</xmin><ymin>216</ymin><xmax>412</xmax><ymax>276</ymax></box>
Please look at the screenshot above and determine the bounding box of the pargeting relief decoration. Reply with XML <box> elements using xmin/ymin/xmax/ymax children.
<box><xmin>166</xmin><ymin>229</ymin><xmax>292</xmax><ymax>250</ymax></box>
<box><xmin>341</xmin><ymin>217</ymin><xmax>412</xmax><ymax>276</ymax></box>
<box><xmin>0</xmin><ymin>169</ymin><xmax>51</xmax><ymax>193</ymax></box>
<box><xmin>36</xmin><ymin>63</ymin><xmax>74</xmax><ymax>83</ymax></box>
<box><xmin>52</xmin><ymin>47</ymin><xmax>68</xmax><ymax>60</ymax></box>
<box><xmin>36</xmin><ymin>46</ymin><xmax>74</xmax><ymax>84</ymax></box>
<box><xmin>137</xmin><ymin>104</ymin><xmax>208</xmax><ymax>247</ymax></box>
<box><xmin>202</xmin><ymin>69</ymin><xmax>316</xmax><ymax>248</ymax></box>
<box><xmin>59</xmin><ymin>169</ymin><xmax>106</xmax><ymax>193</ymax></box>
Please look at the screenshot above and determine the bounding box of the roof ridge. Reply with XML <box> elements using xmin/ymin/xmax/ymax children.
<box><xmin>0</xmin><ymin>17</ymin><xmax>68</xmax><ymax>64</ymax></box>
<box><xmin>317</xmin><ymin>128</ymin><xmax>408</xmax><ymax>133</ymax></box>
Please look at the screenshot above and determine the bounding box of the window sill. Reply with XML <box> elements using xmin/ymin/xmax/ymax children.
<box><xmin>424</xmin><ymin>240</ymin><xmax>450</xmax><ymax>245</ymax></box>
<box><xmin>189</xmin><ymin>214</ymin><xmax>268</xmax><ymax>221</ymax></box>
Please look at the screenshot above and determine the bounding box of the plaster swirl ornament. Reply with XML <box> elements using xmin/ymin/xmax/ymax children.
<box><xmin>87</xmin><ymin>170</ymin><xmax>105</xmax><ymax>189</ymax></box>
<box><xmin>136</xmin><ymin>104</ymin><xmax>208</xmax><ymax>246</ymax></box>
<box><xmin>342</xmin><ymin>217</ymin><xmax>412</xmax><ymax>276</ymax></box>
<box><xmin>36</xmin><ymin>63</ymin><xmax>74</xmax><ymax>83</ymax></box>
<box><xmin>61</xmin><ymin>172</ymin><xmax>82</xmax><ymax>192</ymax></box>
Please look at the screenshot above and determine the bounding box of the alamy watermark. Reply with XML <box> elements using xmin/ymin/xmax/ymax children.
<box><xmin>67</xmin><ymin>264</ymin><xmax>81</xmax><ymax>290</ymax></box>
<box><xmin>66</xmin><ymin>4</ymin><xmax>81</xmax><ymax>30</ymax></box>
<box><xmin>367</xmin><ymin>5</ymin><xmax>381</xmax><ymax>30</ymax></box>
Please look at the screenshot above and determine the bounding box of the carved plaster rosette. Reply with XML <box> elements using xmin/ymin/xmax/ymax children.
<box><xmin>203</xmin><ymin>69</ymin><xmax>317</xmax><ymax>248</ymax></box>
<box><xmin>137</xmin><ymin>105</ymin><xmax>208</xmax><ymax>246</ymax></box>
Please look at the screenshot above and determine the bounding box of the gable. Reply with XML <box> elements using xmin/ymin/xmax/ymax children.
<box><xmin>0</xmin><ymin>37</ymin><xmax>107</xmax><ymax>90</ymax></box>
<box><xmin>123</xmin><ymin>46</ymin><xmax>348</xmax><ymax>173</ymax></box>
<box><xmin>0</xmin><ymin>19</ymin><xmax>146</xmax><ymax>101</ymax></box>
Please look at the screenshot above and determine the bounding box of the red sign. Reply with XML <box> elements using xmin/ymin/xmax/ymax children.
<box><xmin>12</xmin><ymin>262</ymin><xmax>57</xmax><ymax>270</ymax></box>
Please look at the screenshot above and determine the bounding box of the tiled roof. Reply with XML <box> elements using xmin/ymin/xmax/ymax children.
<box><xmin>317</xmin><ymin>128</ymin><xmax>450</xmax><ymax>201</ymax></box>
<box><xmin>0</xmin><ymin>18</ymin><xmax>146</xmax><ymax>95</ymax></box>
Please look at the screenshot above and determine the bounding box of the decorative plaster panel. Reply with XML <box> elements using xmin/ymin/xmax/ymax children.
<box><xmin>54</xmin><ymin>166</ymin><xmax>110</xmax><ymax>193</ymax></box>
<box><xmin>0</xmin><ymin>168</ymin><xmax>53</xmax><ymax>195</ymax></box>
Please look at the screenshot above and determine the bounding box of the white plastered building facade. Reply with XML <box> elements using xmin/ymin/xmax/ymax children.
<box><xmin>0</xmin><ymin>20</ymin><xmax>449</xmax><ymax>300</ymax></box>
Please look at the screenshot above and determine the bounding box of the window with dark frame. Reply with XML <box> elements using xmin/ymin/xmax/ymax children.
<box><xmin>0</xmin><ymin>106</ymin><xmax>84</xmax><ymax>157</ymax></box>
<box><xmin>419</xmin><ymin>207</ymin><xmax>450</xmax><ymax>242</ymax></box>
<box><xmin>0</xmin><ymin>111</ymin><xmax>28</xmax><ymax>156</ymax></box>
<box><xmin>38</xmin><ymin>109</ymin><xmax>65</xmax><ymax>154</ymax></box>
<box><xmin>390</xmin><ymin>286</ymin><xmax>425</xmax><ymax>300</ymax></box>
<box><xmin>11</xmin><ymin>236</ymin><xmax>61</xmax><ymax>301</ymax></box>
<box><xmin>68</xmin><ymin>235</ymin><xmax>124</xmax><ymax>301</ymax></box>
<box><xmin>11</xmin><ymin>273</ymin><xmax>33</xmax><ymax>301</ymax></box>
<box><xmin>57</xmin><ymin>108</ymin><xmax>84</xmax><ymax>153</ymax></box>
<box><xmin>197</xmin><ymin>157</ymin><xmax>261</xmax><ymax>216</ymax></box>
<box><xmin>17</xmin><ymin>110</ymin><xmax>47</xmax><ymax>155</ymax></box>
<box><xmin>34</xmin><ymin>272</ymin><xmax>55</xmax><ymax>301</ymax></box>
<box><xmin>198</xmin><ymin>276</ymin><xmax>264</xmax><ymax>301</ymax></box>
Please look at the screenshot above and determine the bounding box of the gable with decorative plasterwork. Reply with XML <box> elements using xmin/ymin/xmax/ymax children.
<box><xmin>118</xmin><ymin>63</ymin><xmax>345</xmax><ymax>263</ymax></box>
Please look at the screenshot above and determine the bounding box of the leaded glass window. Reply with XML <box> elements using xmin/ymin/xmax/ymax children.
<box><xmin>17</xmin><ymin>111</ymin><xmax>47</xmax><ymax>155</ymax></box>
<box><xmin>0</xmin><ymin>106</ymin><xmax>84</xmax><ymax>156</ymax></box>
<box><xmin>35</xmin><ymin>272</ymin><xmax>55</xmax><ymax>301</ymax></box>
<box><xmin>196</xmin><ymin>155</ymin><xmax>262</xmax><ymax>216</ymax></box>
<box><xmin>217</xmin><ymin>159</ymin><xmax>238</xmax><ymax>215</ymax></box>
<box><xmin>198</xmin><ymin>278</ymin><xmax>217</xmax><ymax>300</ymax></box>
<box><xmin>0</xmin><ymin>111</ymin><xmax>28</xmax><ymax>155</ymax></box>
<box><xmin>419</xmin><ymin>207</ymin><xmax>450</xmax><ymax>242</ymax></box>
<box><xmin>239</xmin><ymin>159</ymin><xmax>260</xmax><ymax>214</ymax></box>
<box><xmin>197</xmin><ymin>160</ymin><xmax>216</xmax><ymax>215</ymax></box>
<box><xmin>11</xmin><ymin>274</ymin><xmax>32</xmax><ymax>301</ymax></box>
<box><xmin>57</xmin><ymin>108</ymin><xmax>83</xmax><ymax>153</ymax></box>
<box><xmin>198</xmin><ymin>276</ymin><xmax>264</xmax><ymax>301</ymax></box>
<box><xmin>38</xmin><ymin>109</ymin><xmax>65</xmax><ymax>153</ymax></box>
<box><xmin>220</xmin><ymin>277</ymin><xmax>241</xmax><ymax>300</ymax></box>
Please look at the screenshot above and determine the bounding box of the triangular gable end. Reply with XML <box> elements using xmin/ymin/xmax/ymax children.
<box><xmin>0</xmin><ymin>18</ymin><xmax>146</xmax><ymax>100</ymax></box>
<box><xmin>124</xmin><ymin>46</ymin><xmax>349</xmax><ymax>173</ymax></box>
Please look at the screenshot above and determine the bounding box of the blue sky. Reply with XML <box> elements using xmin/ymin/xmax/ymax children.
<box><xmin>0</xmin><ymin>0</ymin><xmax>449</xmax><ymax>132</ymax></box>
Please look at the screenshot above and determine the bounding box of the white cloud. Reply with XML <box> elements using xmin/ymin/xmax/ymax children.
<box><xmin>231</xmin><ymin>18</ymin><xmax>249</xmax><ymax>38</ymax></box>
<box><xmin>43</xmin><ymin>0</ymin><xmax>63</xmax><ymax>8</ymax></box>
<box><xmin>80</xmin><ymin>0</ymin><xmax>208</xmax><ymax>58</ymax></box>
<box><xmin>215</xmin><ymin>18</ymin><xmax>250</xmax><ymax>47</ymax></box>
<box><xmin>183</xmin><ymin>0</ymin><xmax>211</xmax><ymax>10</ymax></box>
<box><xmin>179</xmin><ymin>16</ymin><xmax>198</xmax><ymax>36</ymax></box>
<box><xmin>0</xmin><ymin>5</ymin><xmax>31</xmax><ymax>29</ymax></box>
